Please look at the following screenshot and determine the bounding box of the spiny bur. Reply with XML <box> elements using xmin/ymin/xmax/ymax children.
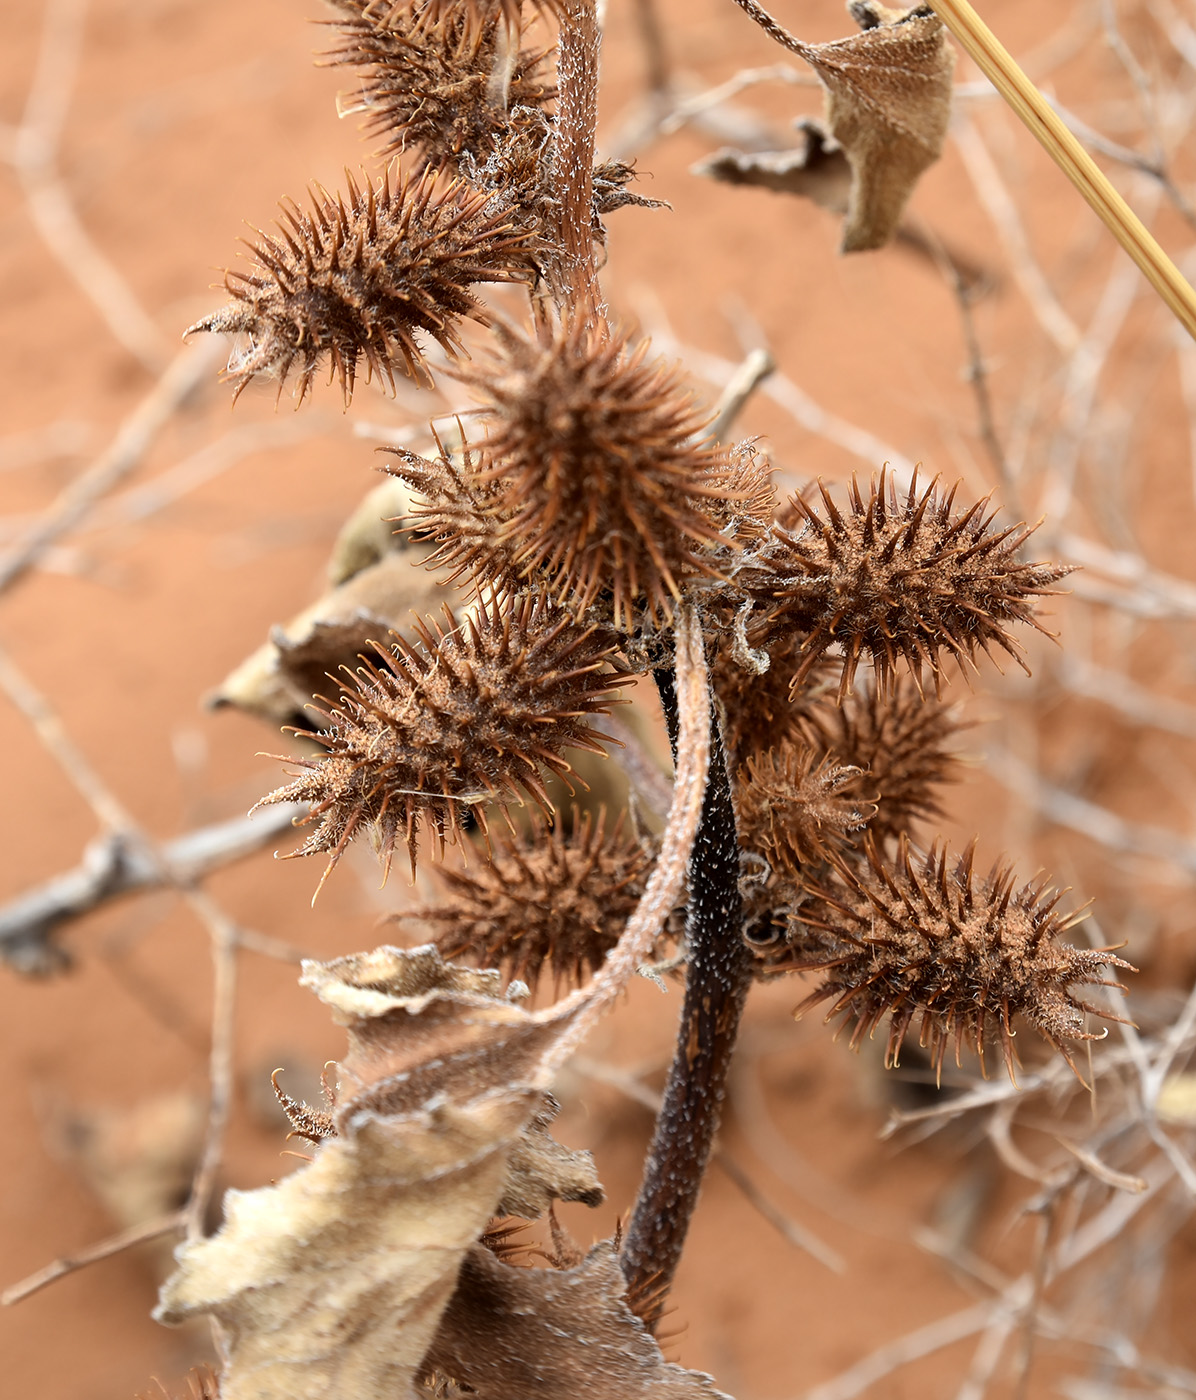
<box><xmin>398</xmin><ymin>808</ymin><xmax>659</xmax><ymax>989</ymax></box>
<box><xmin>799</xmin><ymin>679</ymin><xmax>963</xmax><ymax>845</ymax></box>
<box><xmin>444</xmin><ymin>311</ymin><xmax>774</xmax><ymax>627</ymax></box>
<box><xmin>189</xmin><ymin>167</ymin><xmax>532</xmax><ymax>404</ymax></box>
<box><xmin>712</xmin><ymin>642</ymin><xmax>837</xmax><ymax>770</ymax></box>
<box><xmin>324</xmin><ymin>3</ymin><xmax>554</xmax><ymax>164</ymax></box>
<box><xmin>790</xmin><ymin>838</ymin><xmax>1135</xmax><ymax>1080</ymax></box>
<box><xmin>735</xmin><ymin>741</ymin><xmax>876</xmax><ymax>875</ymax></box>
<box><xmin>739</xmin><ymin>468</ymin><xmax>1074</xmax><ymax>696</ymax></box>
<box><xmin>257</xmin><ymin>592</ymin><xmax>627</xmax><ymax>885</ymax></box>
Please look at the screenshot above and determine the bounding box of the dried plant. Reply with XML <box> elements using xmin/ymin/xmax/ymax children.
<box><xmin>164</xmin><ymin>0</ymin><xmax>1142</xmax><ymax>1388</ymax></box>
<box><xmin>787</xmin><ymin>839</ymin><xmax>1135</xmax><ymax>1080</ymax></box>
<box><xmin>738</xmin><ymin>470</ymin><xmax>1073</xmax><ymax>696</ymax></box>
<box><xmin>396</xmin><ymin>311</ymin><xmax>773</xmax><ymax>625</ymax></box>
<box><xmin>323</xmin><ymin>3</ymin><xmax>555</xmax><ymax>164</ymax></box>
<box><xmin>735</xmin><ymin>741</ymin><xmax>875</xmax><ymax>874</ymax></box>
<box><xmin>190</xmin><ymin>168</ymin><xmax>534</xmax><ymax>402</ymax></box>
<box><xmin>10</xmin><ymin>0</ymin><xmax>1196</xmax><ymax>1397</ymax></box>
<box><xmin>397</xmin><ymin>807</ymin><xmax>661</xmax><ymax>989</ymax></box>
<box><xmin>257</xmin><ymin>591</ymin><xmax>627</xmax><ymax>882</ymax></box>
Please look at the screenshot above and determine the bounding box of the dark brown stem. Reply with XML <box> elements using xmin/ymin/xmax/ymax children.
<box><xmin>552</xmin><ymin>0</ymin><xmax>601</xmax><ymax>307</ymax></box>
<box><xmin>619</xmin><ymin>664</ymin><xmax>753</xmax><ymax>1327</ymax></box>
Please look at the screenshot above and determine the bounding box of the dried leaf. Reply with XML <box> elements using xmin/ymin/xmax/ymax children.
<box><xmin>693</xmin><ymin>119</ymin><xmax>851</xmax><ymax>218</ymax></box>
<box><xmin>732</xmin><ymin>0</ymin><xmax>954</xmax><ymax>250</ymax></box>
<box><xmin>207</xmin><ymin>551</ymin><xmax>448</xmax><ymax>728</ymax></box>
<box><xmin>423</xmin><ymin>1242</ymin><xmax>733</xmax><ymax>1400</ymax></box>
<box><xmin>500</xmin><ymin>1095</ymin><xmax>604</xmax><ymax>1217</ymax></box>
<box><xmin>305</xmin><ymin>948</ymin><xmax>601</xmax><ymax>1222</ymax></box>
<box><xmin>802</xmin><ymin>4</ymin><xmax>955</xmax><ymax>249</ymax></box>
<box><xmin>156</xmin><ymin>945</ymin><xmax>605</xmax><ymax>1400</ymax></box>
<box><xmin>155</xmin><ymin>1103</ymin><xmax>527</xmax><ymax>1400</ymax></box>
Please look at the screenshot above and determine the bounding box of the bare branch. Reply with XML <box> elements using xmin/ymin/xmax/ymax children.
<box><xmin>12</xmin><ymin>0</ymin><xmax>169</xmax><ymax>370</ymax></box>
<box><xmin>2</xmin><ymin>1209</ymin><xmax>185</xmax><ymax>1307</ymax></box>
<box><xmin>0</xmin><ymin>341</ymin><xmax>222</xmax><ymax>599</ymax></box>
<box><xmin>0</xmin><ymin>804</ymin><xmax>305</xmax><ymax>976</ymax></box>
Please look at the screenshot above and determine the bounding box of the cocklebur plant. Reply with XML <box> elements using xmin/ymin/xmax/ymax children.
<box><xmin>156</xmin><ymin>2</ymin><xmax>1142</xmax><ymax>1396</ymax></box>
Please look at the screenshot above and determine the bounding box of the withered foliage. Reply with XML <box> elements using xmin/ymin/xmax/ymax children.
<box><xmin>257</xmin><ymin>592</ymin><xmax>626</xmax><ymax>881</ymax></box>
<box><xmin>156</xmin><ymin>945</ymin><xmax>601</xmax><ymax>1400</ymax></box>
<box><xmin>163</xmin><ymin>0</ymin><xmax>1142</xmax><ymax>1394</ymax></box>
<box><xmin>424</xmin><ymin>1242</ymin><xmax>730</xmax><ymax>1400</ymax></box>
<box><xmin>725</xmin><ymin>0</ymin><xmax>954</xmax><ymax>250</ymax></box>
<box><xmin>799</xmin><ymin>2</ymin><xmax>955</xmax><ymax>251</ymax></box>
<box><xmin>738</xmin><ymin>470</ymin><xmax>1073</xmax><ymax>696</ymax></box>
<box><xmin>158</xmin><ymin>944</ymin><xmax>725</xmax><ymax>1400</ymax></box>
<box><xmin>789</xmin><ymin>840</ymin><xmax>1135</xmax><ymax>1078</ymax></box>
<box><xmin>324</xmin><ymin>2</ymin><xmax>555</xmax><ymax>163</ymax></box>
<box><xmin>189</xmin><ymin>168</ymin><xmax>532</xmax><ymax>403</ymax></box>
<box><xmin>400</xmin><ymin>808</ymin><xmax>658</xmax><ymax>989</ymax></box>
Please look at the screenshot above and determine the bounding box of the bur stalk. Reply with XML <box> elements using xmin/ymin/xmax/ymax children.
<box><xmin>619</xmin><ymin>663</ymin><xmax>754</xmax><ymax>1327</ymax></box>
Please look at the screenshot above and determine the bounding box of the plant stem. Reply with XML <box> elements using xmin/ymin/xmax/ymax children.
<box><xmin>552</xmin><ymin>0</ymin><xmax>601</xmax><ymax>307</ymax></box>
<box><xmin>619</xmin><ymin>663</ymin><xmax>753</xmax><ymax>1326</ymax></box>
<box><xmin>927</xmin><ymin>0</ymin><xmax>1196</xmax><ymax>342</ymax></box>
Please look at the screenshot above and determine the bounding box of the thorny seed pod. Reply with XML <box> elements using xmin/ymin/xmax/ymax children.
<box><xmin>397</xmin><ymin>808</ymin><xmax>659</xmax><ymax>989</ymax></box>
<box><xmin>189</xmin><ymin>167</ymin><xmax>533</xmax><ymax>404</ymax></box>
<box><xmin>735</xmin><ymin>741</ymin><xmax>876</xmax><ymax>875</ymax></box>
<box><xmin>343</xmin><ymin>0</ymin><xmax>565</xmax><ymax>38</ymax></box>
<box><xmin>789</xmin><ymin>838</ymin><xmax>1135</xmax><ymax>1080</ymax></box>
<box><xmin>738</xmin><ymin>469</ymin><xmax>1073</xmax><ymax>696</ymax></box>
<box><xmin>387</xmin><ymin>438</ymin><xmax>518</xmax><ymax>586</ymax></box>
<box><xmin>257</xmin><ymin>592</ymin><xmax>627</xmax><ymax>886</ymax></box>
<box><xmin>443</xmin><ymin>312</ymin><xmax>774</xmax><ymax>627</ymax></box>
<box><xmin>324</xmin><ymin>2</ymin><xmax>554</xmax><ymax>163</ymax></box>
<box><xmin>799</xmin><ymin>680</ymin><xmax>963</xmax><ymax>845</ymax></box>
<box><xmin>712</xmin><ymin>641</ymin><xmax>838</xmax><ymax>770</ymax></box>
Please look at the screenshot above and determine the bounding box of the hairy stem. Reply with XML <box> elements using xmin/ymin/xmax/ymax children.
<box><xmin>552</xmin><ymin>0</ymin><xmax>601</xmax><ymax>307</ymax></box>
<box><xmin>619</xmin><ymin>660</ymin><xmax>753</xmax><ymax>1325</ymax></box>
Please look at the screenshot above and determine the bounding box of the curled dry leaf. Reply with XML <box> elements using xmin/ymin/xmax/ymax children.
<box><xmin>206</xmin><ymin>550</ymin><xmax>448</xmax><ymax>729</ymax></box>
<box><xmin>424</xmin><ymin>1241</ymin><xmax>732</xmax><ymax>1400</ymax></box>
<box><xmin>730</xmin><ymin>0</ymin><xmax>954</xmax><ymax>250</ymax></box>
<box><xmin>156</xmin><ymin>945</ymin><xmax>607</xmax><ymax>1400</ymax></box>
<box><xmin>804</xmin><ymin>3</ymin><xmax>955</xmax><ymax>251</ymax></box>
<box><xmin>693</xmin><ymin>119</ymin><xmax>852</xmax><ymax>221</ymax></box>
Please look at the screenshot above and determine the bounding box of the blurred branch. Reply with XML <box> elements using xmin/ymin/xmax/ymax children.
<box><xmin>0</xmin><ymin>340</ymin><xmax>223</xmax><ymax>599</ymax></box>
<box><xmin>1</xmin><ymin>1209</ymin><xmax>186</xmax><ymax>1307</ymax></box>
<box><xmin>9</xmin><ymin>0</ymin><xmax>170</xmax><ymax>371</ymax></box>
<box><xmin>952</xmin><ymin>116</ymin><xmax>1081</xmax><ymax>354</ymax></box>
<box><xmin>1055</xmin><ymin>656</ymin><xmax>1196</xmax><ymax>742</ymax></box>
<box><xmin>644</xmin><ymin>308</ymin><xmax>918</xmax><ymax>483</ymax></box>
<box><xmin>985</xmin><ymin>742</ymin><xmax>1196</xmax><ymax>877</ymax></box>
<box><xmin>932</xmin><ymin>0</ymin><xmax>1196</xmax><ymax>341</ymax></box>
<box><xmin>0</xmin><ymin>804</ymin><xmax>306</xmax><ymax>976</ymax></box>
<box><xmin>0</xmin><ymin>646</ymin><xmax>257</xmax><ymax>1245</ymax></box>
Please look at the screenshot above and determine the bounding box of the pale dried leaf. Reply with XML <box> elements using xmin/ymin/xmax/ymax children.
<box><xmin>500</xmin><ymin>1096</ymin><xmax>603</xmax><ymax>1217</ymax></box>
<box><xmin>327</xmin><ymin>474</ymin><xmax>424</xmax><ymax>587</ymax></box>
<box><xmin>156</xmin><ymin>1103</ymin><xmax>526</xmax><ymax>1400</ymax></box>
<box><xmin>157</xmin><ymin>945</ymin><xmax>605</xmax><ymax>1400</ymax></box>
<box><xmin>693</xmin><ymin>120</ymin><xmax>851</xmax><ymax>216</ymax></box>
<box><xmin>303</xmin><ymin>945</ymin><xmax>602</xmax><ymax>1215</ymax></box>
<box><xmin>424</xmin><ymin>1243</ymin><xmax>734</xmax><ymax>1400</ymax></box>
<box><xmin>207</xmin><ymin>551</ymin><xmax>447</xmax><ymax>726</ymax></box>
<box><xmin>802</xmin><ymin>2</ymin><xmax>955</xmax><ymax>250</ymax></box>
